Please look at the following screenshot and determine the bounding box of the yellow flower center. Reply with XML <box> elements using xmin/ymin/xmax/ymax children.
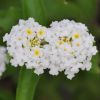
<box><xmin>61</xmin><ymin>37</ymin><xmax>68</xmax><ymax>42</ymax></box>
<box><xmin>34</xmin><ymin>48</ymin><xmax>41</xmax><ymax>57</ymax></box>
<box><xmin>37</xmin><ymin>29</ymin><xmax>45</xmax><ymax>38</ymax></box>
<box><xmin>61</xmin><ymin>37</ymin><xmax>72</xmax><ymax>43</ymax></box>
<box><xmin>30</xmin><ymin>38</ymin><xmax>40</xmax><ymax>47</ymax></box>
<box><xmin>26</xmin><ymin>28</ymin><xmax>33</xmax><ymax>35</ymax></box>
<box><xmin>18</xmin><ymin>37</ymin><xmax>22</xmax><ymax>40</ymax></box>
<box><xmin>73</xmin><ymin>33</ymin><xmax>80</xmax><ymax>39</ymax></box>
<box><xmin>57</xmin><ymin>40</ymin><xmax>64</xmax><ymax>45</ymax></box>
<box><xmin>64</xmin><ymin>48</ymin><xmax>67</xmax><ymax>51</ymax></box>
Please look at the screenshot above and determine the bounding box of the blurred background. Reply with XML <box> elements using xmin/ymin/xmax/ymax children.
<box><xmin>0</xmin><ymin>0</ymin><xmax>100</xmax><ymax>100</ymax></box>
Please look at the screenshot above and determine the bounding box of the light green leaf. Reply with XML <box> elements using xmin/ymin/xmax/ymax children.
<box><xmin>0</xmin><ymin>7</ymin><xmax>22</xmax><ymax>31</ymax></box>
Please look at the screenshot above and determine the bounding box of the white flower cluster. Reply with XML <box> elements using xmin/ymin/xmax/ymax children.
<box><xmin>48</xmin><ymin>20</ymin><xmax>98</xmax><ymax>79</ymax></box>
<box><xmin>3</xmin><ymin>18</ymin><xmax>50</xmax><ymax>75</ymax></box>
<box><xmin>0</xmin><ymin>47</ymin><xmax>8</xmax><ymax>76</ymax></box>
<box><xmin>3</xmin><ymin>18</ymin><xmax>98</xmax><ymax>79</ymax></box>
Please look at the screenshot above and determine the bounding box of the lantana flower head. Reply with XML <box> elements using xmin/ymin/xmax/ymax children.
<box><xmin>47</xmin><ymin>19</ymin><xmax>98</xmax><ymax>79</ymax></box>
<box><xmin>3</xmin><ymin>18</ymin><xmax>50</xmax><ymax>75</ymax></box>
<box><xmin>0</xmin><ymin>47</ymin><xmax>8</xmax><ymax>76</ymax></box>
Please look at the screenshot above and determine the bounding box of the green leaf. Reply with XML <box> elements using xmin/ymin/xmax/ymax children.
<box><xmin>21</xmin><ymin>0</ymin><xmax>97</xmax><ymax>26</ymax></box>
<box><xmin>0</xmin><ymin>7</ymin><xmax>22</xmax><ymax>31</ymax></box>
<box><xmin>42</xmin><ymin>0</ymin><xmax>82</xmax><ymax>22</ymax></box>
<box><xmin>16</xmin><ymin>68</ymin><xmax>39</xmax><ymax>100</ymax></box>
<box><xmin>76</xmin><ymin>0</ymin><xmax>97</xmax><ymax>23</ymax></box>
<box><xmin>43</xmin><ymin>0</ymin><xmax>97</xmax><ymax>23</ymax></box>
<box><xmin>90</xmin><ymin>54</ymin><xmax>100</xmax><ymax>74</ymax></box>
<box><xmin>0</xmin><ymin>0</ymin><xmax>20</xmax><ymax>9</ymax></box>
<box><xmin>21</xmin><ymin>0</ymin><xmax>48</xmax><ymax>25</ymax></box>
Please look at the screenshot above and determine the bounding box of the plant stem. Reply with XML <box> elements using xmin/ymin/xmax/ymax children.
<box><xmin>16</xmin><ymin>67</ymin><xmax>39</xmax><ymax>100</ymax></box>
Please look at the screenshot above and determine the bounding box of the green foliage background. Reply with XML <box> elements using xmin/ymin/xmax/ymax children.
<box><xmin>0</xmin><ymin>0</ymin><xmax>100</xmax><ymax>100</ymax></box>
